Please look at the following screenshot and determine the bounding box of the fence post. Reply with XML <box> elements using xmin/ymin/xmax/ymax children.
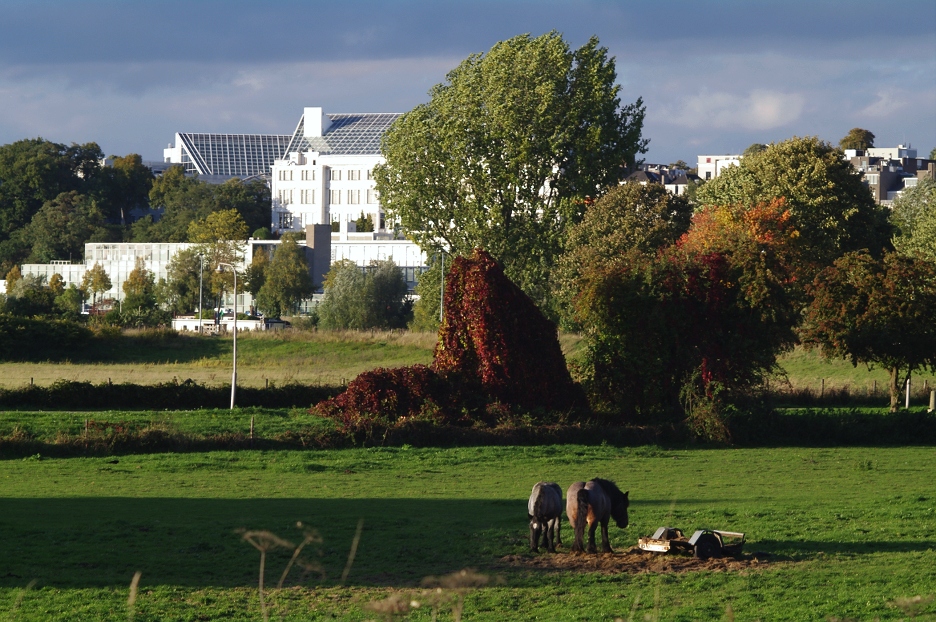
<box><xmin>929</xmin><ymin>390</ymin><xmax>935</xmax><ymax>413</ymax></box>
<box><xmin>905</xmin><ymin>376</ymin><xmax>911</xmax><ymax>409</ymax></box>
<box><xmin>250</xmin><ymin>415</ymin><xmax>255</xmax><ymax>448</ymax></box>
<box><xmin>820</xmin><ymin>378</ymin><xmax>824</xmax><ymax>399</ymax></box>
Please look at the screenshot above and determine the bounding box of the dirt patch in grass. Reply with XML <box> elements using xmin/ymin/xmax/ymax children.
<box><xmin>497</xmin><ymin>546</ymin><xmax>773</xmax><ymax>575</ymax></box>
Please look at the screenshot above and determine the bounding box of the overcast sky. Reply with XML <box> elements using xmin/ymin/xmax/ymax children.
<box><xmin>1</xmin><ymin>0</ymin><xmax>934</xmax><ymax>165</ymax></box>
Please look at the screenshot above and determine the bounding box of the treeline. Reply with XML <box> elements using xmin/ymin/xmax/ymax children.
<box><xmin>0</xmin><ymin>138</ymin><xmax>272</xmax><ymax>278</ymax></box>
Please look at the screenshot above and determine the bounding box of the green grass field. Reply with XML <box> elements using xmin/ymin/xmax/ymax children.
<box><xmin>1</xmin><ymin>444</ymin><xmax>933</xmax><ymax>621</ymax></box>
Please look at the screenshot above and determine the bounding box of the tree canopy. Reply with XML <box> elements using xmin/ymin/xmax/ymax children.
<box><xmin>554</xmin><ymin>182</ymin><xmax>693</xmax><ymax>327</ymax></box>
<box><xmin>374</xmin><ymin>31</ymin><xmax>647</xmax><ymax>314</ymax></box>
<box><xmin>256</xmin><ymin>233</ymin><xmax>314</xmax><ymax>318</ymax></box>
<box><xmin>800</xmin><ymin>251</ymin><xmax>936</xmax><ymax>411</ymax></box>
<box><xmin>839</xmin><ymin>128</ymin><xmax>875</xmax><ymax>151</ymax></box>
<box><xmin>695</xmin><ymin>136</ymin><xmax>892</xmax><ymax>278</ymax></box>
<box><xmin>318</xmin><ymin>259</ymin><xmax>410</xmax><ymax>330</ymax></box>
<box><xmin>890</xmin><ymin>178</ymin><xmax>936</xmax><ymax>263</ymax></box>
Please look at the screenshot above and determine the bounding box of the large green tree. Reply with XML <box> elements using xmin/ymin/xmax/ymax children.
<box><xmin>890</xmin><ymin>178</ymin><xmax>936</xmax><ymax>263</ymax></box>
<box><xmin>22</xmin><ymin>191</ymin><xmax>106</xmax><ymax>263</ymax></box>
<box><xmin>800</xmin><ymin>251</ymin><xmax>936</xmax><ymax>411</ymax></box>
<box><xmin>839</xmin><ymin>127</ymin><xmax>875</xmax><ymax>151</ymax></box>
<box><xmin>91</xmin><ymin>154</ymin><xmax>154</xmax><ymax>225</ymax></box>
<box><xmin>696</xmin><ymin>136</ymin><xmax>892</xmax><ymax>278</ymax></box>
<box><xmin>256</xmin><ymin>233</ymin><xmax>314</xmax><ymax>318</ymax></box>
<box><xmin>374</xmin><ymin>31</ymin><xmax>647</xmax><ymax>314</ymax></box>
<box><xmin>553</xmin><ymin>182</ymin><xmax>693</xmax><ymax>327</ymax></box>
<box><xmin>318</xmin><ymin>259</ymin><xmax>410</xmax><ymax>330</ymax></box>
<box><xmin>0</xmin><ymin>138</ymin><xmax>105</xmax><ymax>275</ymax></box>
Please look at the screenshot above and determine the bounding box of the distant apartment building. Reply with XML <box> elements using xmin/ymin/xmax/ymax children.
<box><xmin>844</xmin><ymin>145</ymin><xmax>936</xmax><ymax>204</ymax></box>
<box><xmin>696</xmin><ymin>155</ymin><xmax>741</xmax><ymax>181</ymax></box>
<box><xmin>627</xmin><ymin>165</ymin><xmax>701</xmax><ymax>196</ymax></box>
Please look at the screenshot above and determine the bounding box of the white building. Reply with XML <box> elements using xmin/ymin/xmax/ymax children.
<box><xmin>696</xmin><ymin>155</ymin><xmax>741</xmax><ymax>181</ymax></box>
<box><xmin>270</xmin><ymin>107</ymin><xmax>401</xmax><ymax>234</ymax></box>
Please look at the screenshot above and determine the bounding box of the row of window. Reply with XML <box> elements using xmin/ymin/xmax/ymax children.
<box><xmin>277</xmin><ymin>168</ymin><xmax>376</xmax><ymax>181</ymax></box>
<box><xmin>278</xmin><ymin>189</ymin><xmax>379</xmax><ymax>205</ymax></box>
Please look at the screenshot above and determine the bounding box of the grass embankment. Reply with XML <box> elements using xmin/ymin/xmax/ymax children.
<box><xmin>0</xmin><ymin>330</ymin><xmax>438</xmax><ymax>389</ymax></box>
<box><xmin>0</xmin><ymin>445</ymin><xmax>933</xmax><ymax>620</ymax></box>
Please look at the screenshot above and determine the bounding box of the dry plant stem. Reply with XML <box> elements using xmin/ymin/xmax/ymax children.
<box><xmin>127</xmin><ymin>571</ymin><xmax>141</xmax><ymax>622</ymax></box>
<box><xmin>276</xmin><ymin>530</ymin><xmax>321</xmax><ymax>589</ymax></box>
<box><xmin>341</xmin><ymin>518</ymin><xmax>364</xmax><ymax>584</ymax></box>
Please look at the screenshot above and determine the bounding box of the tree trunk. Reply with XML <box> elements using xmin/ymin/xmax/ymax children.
<box><xmin>889</xmin><ymin>366</ymin><xmax>900</xmax><ymax>412</ymax></box>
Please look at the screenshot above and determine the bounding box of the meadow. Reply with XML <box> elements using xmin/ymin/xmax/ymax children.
<box><xmin>1</xmin><ymin>444</ymin><xmax>934</xmax><ymax>621</ymax></box>
<box><xmin>1</xmin><ymin>332</ymin><xmax>934</xmax><ymax>620</ymax></box>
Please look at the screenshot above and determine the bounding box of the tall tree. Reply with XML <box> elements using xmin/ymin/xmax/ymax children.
<box><xmin>160</xmin><ymin>247</ymin><xmax>207</xmax><ymax>315</ymax></box>
<box><xmin>122</xmin><ymin>257</ymin><xmax>157</xmax><ymax>312</ymax></box>
<box><xmin>214</xmin><ymin>178</ymin><xmax>272</xmax><ymax>234</ymax></box>
<box><xmin>318</xmin><ymin>259</ymin><xmax>410</xmax><ymax>330</ymax></box>
<box><xmin>743</xmin><ymin>143</ymin><xmax>767</xmax><ymax>157</ymax></box>
<box><xmin>81</xmin><ymin>262</ymin><xmax>112</xmax><ymax>307</ymax></box>
<box><xmin>143</xmin><ymin>165</ymin><xmax>215</xmax><ymax>242</ymax></box>
<box><xmin>696</xmin><ymin>136</ymin><xmax>892</xmax><ymax>278</ymax></box>
<box><xmin>256</xmin><ymin>233</ymin><xmax>314</xmax><ymax>318</ymax></box>
<box><xmin>374</xmin><ymin>31</ymin><xmax>647</xmax><ymax>314</ymax></box>
<box><xmin>839</xmin><ymin>128</ymin><xmax>875</xmax><ymax>151</ymax></box>
<box><xmin>188</xmin><ymin>208</ymin><xmax>249</xmax><ymax>307</ymax></box>
<box><xmin>92</xmin><ymin>154</ymin><xmax>154</xmax><ymax>225</ymax></box>
<box><xmin>890</xmin><ymin>178</ymin><xmax>936</xmax><ymax>263</ymax></box>
<box><xmin>554</xmin><ymin>182</ymin><xmax>693</xmax><ymax>327</ymax></box>
<box><xmin>23</xmin><ymin>191</ymin><xmax>105</xmax><ymax>263</ymax></box>
<box><xmin>800</xmin><ymin>251</ymin><xmax>936</xmax><ymax>411</ymax></box>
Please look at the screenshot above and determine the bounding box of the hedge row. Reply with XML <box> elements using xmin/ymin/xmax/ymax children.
<box><xmin>0</xmin><ymin>379</ymin><xmax>343</xmax><ymax>410</ymax></box>
<box><xmin>2</xmin><ymin>409</ymin><xmax>933</xmax><ymax>458</ymax></box>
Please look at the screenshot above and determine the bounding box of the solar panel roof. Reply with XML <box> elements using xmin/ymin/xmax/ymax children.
<box><xmin>285</xmin><ymin>113</ymin><xmax>401</xmax><ymax>156</ymax></box>
<box><xmin>177</xmin><ymin>133</ymin><xmax>292</xmax><ymax>177</ymax></box>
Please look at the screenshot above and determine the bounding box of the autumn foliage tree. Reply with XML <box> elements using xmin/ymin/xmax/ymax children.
<box><xmin>315</xmin><ymin>249</ymin><xmax>584</xmax><ymax>430</ymax></box>
<box><xmin>569</xmin><ymin>199</ymin><xmax>800</xmax><ymax>437</ymax></box>
<box><xmin>800</xmin><ymin>251</ymin><xmax>936</xmax><ymax>411</ymax></box>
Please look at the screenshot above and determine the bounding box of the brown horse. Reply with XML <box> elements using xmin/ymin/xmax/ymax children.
<box><xmin>566</xmin><ymin>478</ymin><xmax>629</xmax><ymax>553</ymax></box>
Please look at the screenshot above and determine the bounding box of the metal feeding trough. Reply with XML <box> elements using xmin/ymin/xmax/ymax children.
<box><xmin>638</xmin><ymin>526</ymin><xmax>745</xmax><ymax>559</ymax></box>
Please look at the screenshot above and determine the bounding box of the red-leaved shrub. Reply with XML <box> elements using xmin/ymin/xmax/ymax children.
<box><xmin>314</xmin><ymin>249</ymin><xmax>585</xmax><ymax>433</ymax></box>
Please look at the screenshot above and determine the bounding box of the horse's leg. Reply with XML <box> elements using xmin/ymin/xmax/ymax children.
<box><xmin>600</xmin><ymin>519</ymin><xmax>613</xmax><ymax>553</ymax></box>
<box><xmin>529</xmin><ymin>521</ymin><xmax>541</xmax><ymax>552</ymax></box>
<box><xmin>555</xmin><ymin>516</ymin><xmax>562</xmax><ymax>547</ymax></box>
<box><xmin>586</xmin><ymin>520</ymin><xmax>598</xmax><ymax>554</ymax></box>
<box><xmin>545</xmin><ymin>520</ymin><xmax>556</xmax><ymax>552</ymax></box>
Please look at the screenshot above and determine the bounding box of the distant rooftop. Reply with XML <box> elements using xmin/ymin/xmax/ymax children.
<box><xmin>166</xmin><ymin>133</ymin><xmax>292</xmax><ymax>178</ymax></box>
<box><xmin>284</xmin><ymin>109</ymin><xmax>402</xmax><ymax>157</ymax></box>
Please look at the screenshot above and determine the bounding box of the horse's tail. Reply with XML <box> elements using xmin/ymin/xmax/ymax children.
<box><xmin>573</xmin><ymin>488</ymin><xmax>589</xmax><ymax>552</ymax></box>
<box><xmin>532</xmin><ymin>486</ymin><xmax>546</xmax><ymax>519</ymax></box>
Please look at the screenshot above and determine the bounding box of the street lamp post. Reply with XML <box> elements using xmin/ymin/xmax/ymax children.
<box><xmin>197</xmin><ymin>254</ymin><xmax>204</xmax><ymax>335</ymax></box>
<box><xmin>439</xmin><ymin>251</ymin><xmax>445</xmax><ymax>323</ymax></box>
<box><xmin>216</xmin><ymin>263</ymin><xmax>237</xmax><ymax>409</ymax></box>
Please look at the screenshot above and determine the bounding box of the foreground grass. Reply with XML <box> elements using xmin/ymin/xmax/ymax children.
<box><xmin>1</xmin><ymin>445</ymin><xmax>933</xmax><ymax>620</ymax></box>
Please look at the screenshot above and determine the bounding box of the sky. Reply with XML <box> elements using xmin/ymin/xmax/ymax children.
<box><xmin>1</xmin><ymin>0</ymin><xmax>934</xmax><ymax>166</ymax></box>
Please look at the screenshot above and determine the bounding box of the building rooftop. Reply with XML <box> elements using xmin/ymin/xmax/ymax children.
<box><xmin>284</xmin><ymin>112</ymin><xmax>402</xmax><ymax>156</ymax></box>
<box><xmin>169</xmin><ymin>133</ymin><xmax>292</xmax><ymax>178</ymax></box>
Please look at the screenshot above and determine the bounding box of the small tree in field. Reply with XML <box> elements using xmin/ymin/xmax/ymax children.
<box><xmin>81</xmin><ymin>262</ymin><xmax>112</xmax><ymax>307</ymax></box>
<box><xmin>800</xmin><ymin>251</ymin><xmax>936</xmax><ymax>411</ymax></box>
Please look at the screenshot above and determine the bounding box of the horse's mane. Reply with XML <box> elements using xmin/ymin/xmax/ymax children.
<box><xmin>592</xmin><ymin>478</ymin><xmax>628</xmax><ymax>505</ymax></box>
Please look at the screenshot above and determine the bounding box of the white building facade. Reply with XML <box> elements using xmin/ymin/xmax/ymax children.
<box><xmin>270</xmin><ymin>107</ymin><xmax>400</xmax><ymax>235</ymax></box>
<box><xmin>696</xmin><ymin>155</ymin><xmax>741</xmax><ymax>181</ymax></box>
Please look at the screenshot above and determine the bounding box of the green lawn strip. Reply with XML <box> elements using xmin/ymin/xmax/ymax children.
<box><xmin>0</xmin><ymin>446</ymin><xmax>933</xmax><ymax>620</ymax></box>
<box><xmin>0</xmin><ymin>408</ymin><xmax>333</xmax><ymax>440</ymax></box>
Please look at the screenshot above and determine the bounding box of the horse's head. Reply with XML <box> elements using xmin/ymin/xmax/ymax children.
<box><xmin>611</xmin><ymin>490</ymin><xmax>629</xmax><ymax>529</ymax></box>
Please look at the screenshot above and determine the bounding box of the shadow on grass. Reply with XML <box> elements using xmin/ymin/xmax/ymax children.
<box><xmin>2</xmin><ymin>497</ymin><xmax>932</xmax><ymax>591</ymax></box>
<box><xmin>0</xmin><ymin>498</ymin><xmax>517</xmax><ymax>590</ymax></box>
